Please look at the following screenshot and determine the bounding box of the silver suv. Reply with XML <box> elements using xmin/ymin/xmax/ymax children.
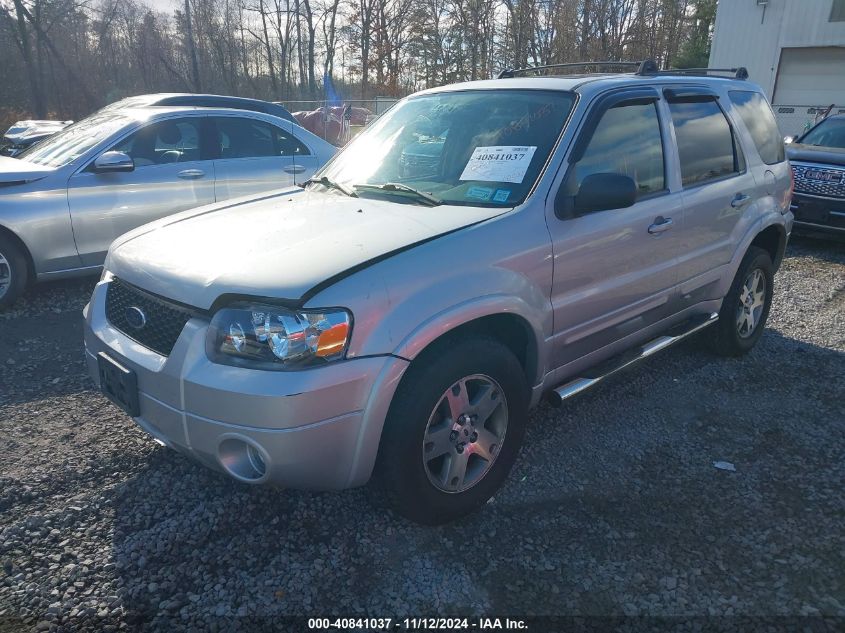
<box><xmin>84</xmin><ymin>62</ymin><xmax>793</xmax><ymax>524</ymax></box>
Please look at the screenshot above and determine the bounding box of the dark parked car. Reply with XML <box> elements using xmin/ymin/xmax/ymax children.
<box><xmin>785</xmin><ymin>114</ymin><xmax>845</xmax><ymax>238</ymax></box>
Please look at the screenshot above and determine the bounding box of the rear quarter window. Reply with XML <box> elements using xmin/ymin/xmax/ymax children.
<box><xmin>728</xmin><ymin>91</ymin><xmax>785</xmax><ymax>165</ymax></box>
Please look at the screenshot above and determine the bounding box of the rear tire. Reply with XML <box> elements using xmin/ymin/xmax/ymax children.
<box><xmin>375</xmin><ymin>336</ymin><xmax>529</xmax><ymax>524</ymax></box>
<box><xmin>0</xmin><ymin>234</ymin><xmax>28</xmax><ymax>310</ymax></box>
<box><xmin>711</xmin><ymin>246</ymin><xmax>774</xmax><ymax>357</ymax></box>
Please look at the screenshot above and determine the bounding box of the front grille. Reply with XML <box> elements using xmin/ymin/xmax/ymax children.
<box><xmin>105</xmin><ymin>279</ymin><xmax>194</xmax><ymax>356</ymax></box>
<box><xmin>791</xmin><ymin>163</ymin><xmax>845</xmax><ymax>199</ymax></box>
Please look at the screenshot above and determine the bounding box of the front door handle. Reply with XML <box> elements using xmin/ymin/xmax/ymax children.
<box><xmin>177</xmin><ymin>169</ymin><xmax>205</xmax><ymax>179</ymax></box>
<box><xmin>648</xmin><ymin>216</ymin><xmax>673</xmax><ymax>234</ymax></box>
<box><xmin>731</xmin><ymin>193</ymin><xmax>751</xmax><ymax>208</ymax></box>
<box><xmin>283</xmin><ymin>164</ymin><xmax>307</xmax><ymax>174</ymax></box>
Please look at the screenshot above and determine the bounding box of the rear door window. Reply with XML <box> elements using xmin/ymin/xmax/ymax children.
<box><xmin>728</xmin><ymin>91</ymin><xmax>785</xmax><ymax>164</ymax></box>
<box><xmin>215</xmin><ymin>117</ymin><xmax>276</xmax><ymax>159</ymax></box>
<box><xmin>214</xmin><ymin>117</ymin><xmax>308</xmax><ymax>158</ymax></box>
<box><xmin>276</xmin><ymin>128</ymin><xmax>310</xmax><ymax>156</ymax></box>
<box><xmin>668</xmin><ymin>100</ymin><xmax>744</xmax><ymax>187</ymax></box>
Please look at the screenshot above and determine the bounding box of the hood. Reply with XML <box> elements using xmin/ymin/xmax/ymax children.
<box><xmin>0</xmin><ymin>156</ymin><xmax>54</xmax><ymax>184</ymax></box>
<box><xmin>787</xmin><ymin>143</ymin><xmax>845</xmax><ymax>168</ymax></box>
<box><xmin>107</xmin><ymin>188</ymin><xmax>507</xmax><ymax>310</ymax></box>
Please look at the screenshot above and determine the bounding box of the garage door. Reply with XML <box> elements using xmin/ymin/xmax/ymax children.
<box><xmin>773</xmin><ymin>47</ymin><xmax>845</xmax><ymax>105</ymax></box>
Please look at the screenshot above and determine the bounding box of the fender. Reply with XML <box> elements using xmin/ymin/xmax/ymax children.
<box><xmin>392</xmin><ymin>293</ymin><xmax>548</xmax><ymax>388</ymax></box>
<box><xmin>306</xmin><ymin>203</ymin><xmax>555</xmax><ymax>368</ymax></box>
<box><xmin>715</xmin><ymin>210</ymin><xmax>790</xmax><ymax>299</ymax></box>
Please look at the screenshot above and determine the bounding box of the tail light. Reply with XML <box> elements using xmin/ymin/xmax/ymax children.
<box><xmin>781</xmin><ymin>166</ymin><xmax>795</xmax><ymax>212</ymax></box>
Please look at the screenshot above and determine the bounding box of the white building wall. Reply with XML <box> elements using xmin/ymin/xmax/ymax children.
<box><xmin>709</xmin><ymin>0</ymin><xmax>845</xmax><ymax>135</ymax></box>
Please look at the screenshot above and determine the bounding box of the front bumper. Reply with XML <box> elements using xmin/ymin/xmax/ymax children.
<box><xmin>790</xmin><ymin>192</ymin><xmax>845</xmax><ymax>236</ymax></box>
<box><xmin>84</xmin><ymin>279</ymin><xmax>409</xmax><ymax>489</ymax></box>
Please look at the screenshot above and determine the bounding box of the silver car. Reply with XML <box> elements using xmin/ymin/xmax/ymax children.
<box><xmin>83</xmin><ymin>63</ymin><xmax>793</xmax><ymax>524</ymax></box>
<box><xmin>0</xmin><ymin>107</ymin><xmax>336</xmax><ymax>307</ymax></box>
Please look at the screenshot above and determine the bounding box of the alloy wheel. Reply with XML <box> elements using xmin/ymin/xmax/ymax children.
<box><xmin>422</xmin><ymin>374</ymin><xmax>508</xmax><ymax>493</ymax></box>
<box><xmin>735</xmin><ymin>268</ymin><xmax>766</xmax><ymax>339</ymax></box>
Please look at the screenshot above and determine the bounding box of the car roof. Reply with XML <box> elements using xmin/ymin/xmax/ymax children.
<box><xmin>105</xmin><ymin>93</ymin><xmax>297</xmax><ymax>124</ymax></box>
<box><xmin>116</xmin><ymin>92</ymin><xmax>277</xmax><ymax>105</ymax></box>
<box><xmin>417</xmin><ymin>73</ymin><xmax>762</xmax><ymax>97</ymax></box>
<box><xmin>111</xmin><ymin>105</ymin><xmax>294</xmax><ymax>122</ymax></box>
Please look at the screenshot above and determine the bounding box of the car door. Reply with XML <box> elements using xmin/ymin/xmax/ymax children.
<box><xmin>67</xmin><ymin>115</ymin><xmax>215</xmax><ymax>267</ymax></box>
<box><xmin>211</xmin><ymin>115</ymin><xmax>307</xmax><ymax>200</ymax></box>
<box><xmin>663</xmin><ymin>87</ymin><xmax>759</xmax><ymax>307</ymax></box>
<box><xmin>546</xmin><ymin>88</ymin><xmax>684</xmax><ymax>369</ymax></box>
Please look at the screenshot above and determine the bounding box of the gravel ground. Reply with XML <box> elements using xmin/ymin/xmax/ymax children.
<box><xmin>1</xmin><ymin>236</ymin><xmax>843</xmax><ymax>632</ymax></box>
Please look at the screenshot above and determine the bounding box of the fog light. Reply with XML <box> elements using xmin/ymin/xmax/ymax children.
<box><xmin>218</xmin><ymin>436</ymin><xmax>269</xmax><ymax>482</ymax></box>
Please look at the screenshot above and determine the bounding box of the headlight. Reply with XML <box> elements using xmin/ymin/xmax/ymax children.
<box><xmin>207</xmin><ymin>303</ymin><xmax>351</xmax><ymax>370</ymax></box>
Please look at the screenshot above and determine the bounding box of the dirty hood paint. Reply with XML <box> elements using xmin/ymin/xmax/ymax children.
<box><xmin>107</xmin><ymin>188</ymin><xmax>506</xmax><ymax>310</ymax></box>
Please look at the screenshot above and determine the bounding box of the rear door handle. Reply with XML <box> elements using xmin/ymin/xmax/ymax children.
<box><xmin>283</xmin><ymin>165</ymin><xmax>307</xmax><ymax>174</ymax></box>
<box><xmin>177</xmin><ymin>169</ymin><xmax>205</xmax><ymax>179</ymax></box>
<box><xmin>731</xmin><ymin>193</ymin><xmax>751</xmax><ymax>208</ymax></box>
<box><xmin>648</xmin><ymin>216</ymin><xmax>673</xmax><ymax>234</ymax></box>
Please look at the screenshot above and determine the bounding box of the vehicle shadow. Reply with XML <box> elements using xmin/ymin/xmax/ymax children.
<box><xmin>101</xmin><ymin>328</ymin><xmax>845</xmax><ymax>628</ymax></box>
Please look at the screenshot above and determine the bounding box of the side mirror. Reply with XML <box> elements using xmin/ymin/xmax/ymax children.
<box><xmin>783</xmin><ymin>136</ymin><xmax>795</xmax><ymax>144</ymax></box>
<box><xmin>574</xmin><ymin>173</ymin><xmax>637</xmax><ymax>214</ymax></box>
<box><xmin>94</xmin><ymin>151</ymin><xmax>134</xmax><ymax>173</ymax></box>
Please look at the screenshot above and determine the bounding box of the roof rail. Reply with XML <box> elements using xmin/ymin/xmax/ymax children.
<box><xmin>497</xmin><ymin>60</ymin><xmax>642</xmax><ymax>79</ymax></box>
<box><xmin>650</xmin><ymin>67</ymin><xmax>749</xmax><ymax>80</ymax></box>
<box><xmin>497</xmin><ymin>59</ymin><xmax>748</xmax><ymax>81</ymax></box>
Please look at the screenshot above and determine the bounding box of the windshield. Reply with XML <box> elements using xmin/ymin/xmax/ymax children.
<box><xmin>316</xmin><ymin>89</ymin><xmax>576</xmax><ymax>207</ymax></box>
<box><xmin>800</xmin><ymin>118</ymin><xmax>845</xmax><ymax>149</ymax></box>
<box><xmin>17</xmin><ymin>113</ymin><xmax>130</xmax><ymax>168</ymax></box>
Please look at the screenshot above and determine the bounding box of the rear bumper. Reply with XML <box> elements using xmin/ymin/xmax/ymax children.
<box><xmin>790</xmin><ymin>192</ymin><xmax>845</xmax><ymax>235</ymax></box>
<box><xmin>84</xmin><ymin>279</ymin><xmax>409</xmax><ymax>489</ymax></box>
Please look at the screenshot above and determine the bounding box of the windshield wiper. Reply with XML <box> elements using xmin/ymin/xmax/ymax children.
<box><xmin>304</xmin><ymin>175</ymin><xmax>358</xmax><ymax>197</ymax></box>
<box><xmin>354</xmin><ymin>182</ymin><xmax>442</xmax><ymax>206</ymax></box>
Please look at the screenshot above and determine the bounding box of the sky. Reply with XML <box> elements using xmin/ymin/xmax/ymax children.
<box><xmin>144</xmin><ymin>0</ymin><xmax>181</xmax><ymax>13</ymax></box>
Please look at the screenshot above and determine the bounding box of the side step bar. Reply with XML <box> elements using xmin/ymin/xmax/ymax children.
<box><xmin>548</xmin><ymin>312</ymin><xmax>719</xmax><ymax>407</ymax></box>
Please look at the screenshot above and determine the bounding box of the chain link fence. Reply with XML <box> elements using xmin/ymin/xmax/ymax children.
<box><xmin>277</xmin><ymin>97</ymin><xmax>399</xmax><ymax>146</ymax></box>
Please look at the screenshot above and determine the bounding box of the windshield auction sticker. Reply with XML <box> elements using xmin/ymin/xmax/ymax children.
<box><xmin>460</xmin><ymin>146</ymin><xmax>537</xmax><ymax>183</ymax></box>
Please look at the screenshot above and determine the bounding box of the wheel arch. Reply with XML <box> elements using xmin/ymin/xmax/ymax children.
<box><xmin>396</xmin><ymin>307</ymin><xmax>543</xmax><ymax>390</ymax></box>
<box><xmin>0</xmin><ymin>223</ymin><xmax>35</xmax><ymax>286</ymax></box>
<box><xmin>750</xmin><ymin>223</ymin><xmax>787</xmax><ymax>271</ymax></box>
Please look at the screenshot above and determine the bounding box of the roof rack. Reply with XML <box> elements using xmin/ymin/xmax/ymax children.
<box><xmin>497</xmin><ymin>59</ymin><xmax>748</xmax><ymax>80</ymax></box>
<box><xmin>497</xmin><ymin>60</ymin><xmax>646</xmax><ymax>79</ymax></box>
<box><xmin>651</xmin><ymin>67</ymin><xmax>749</xmax><ymax>80</ymax></box>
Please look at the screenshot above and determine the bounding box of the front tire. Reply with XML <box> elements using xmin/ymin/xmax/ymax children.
<box><xmin>711</xmin><ymin>246</ymin><xmax>774</xmax><ymax>357</ymax></box>
<box><xmin>376</xmin><ymin>336</ymin><xmax>529</xmax><ymax>524</ymax></box>
<box><xmin>0</xmin><ymin>234</ymin><xmax>29</xmax><ymax>310</ymax></box>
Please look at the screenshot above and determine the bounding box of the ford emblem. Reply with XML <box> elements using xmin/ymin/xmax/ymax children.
<box><xmin>125</xmin><ymin>306</ymin><xmax>147</xmax><ymax>330</ymax></box>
